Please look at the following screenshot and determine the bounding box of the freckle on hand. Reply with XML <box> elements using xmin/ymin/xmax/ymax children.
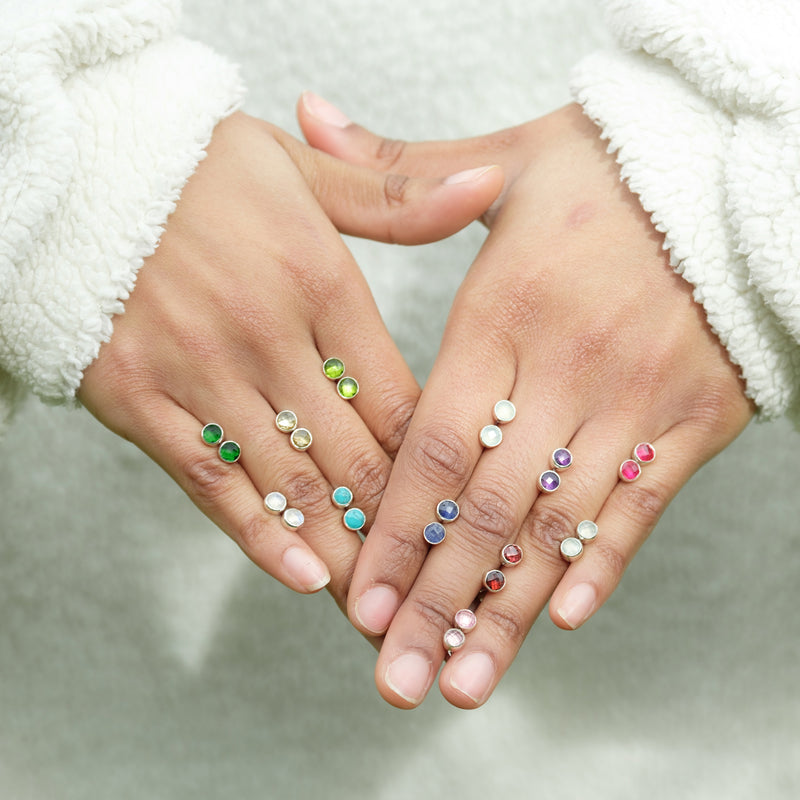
<box><xmin>566</xmin><ymin>201</ymin><xmax>596</xmax><ymax>229</ymax></box>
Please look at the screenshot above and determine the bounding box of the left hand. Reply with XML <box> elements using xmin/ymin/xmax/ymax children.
<box><xmin>299</xmin><ymin>96</ymin><xmax>754</xmax><ymax>707</ymax></box>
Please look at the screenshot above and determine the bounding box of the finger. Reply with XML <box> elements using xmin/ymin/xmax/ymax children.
<box><xmin>297</xmin><ymin>91</ymin><xmax>525</xmax><ymax>179</ymax></box>
<box><xmin>272</xmin><ymin>123</ymin><xmax>503</xmax><ymax>245</ymax></box>
<box><xmin>438</xmin><ymin>422</ymin><xmax>704</xmax><ymax>708</ymax></box>
<box><xmin>433</xmin><ymin>418</ymin><xmax>648</xmax><ymax>708</ymax></box>
<box><xmin>547</xmin><ymin>425</ymin><xmax>706</xmax><ymax>631</ymax></box>
<box><xmin>345</xmin><ymin>298</ymin><xmax>521</xmax><ymax>648</ymax></box>
<box><xmin>137</xmin><ymin>397</ymin><xmax>333</xmax><ymax>595</ymax></box>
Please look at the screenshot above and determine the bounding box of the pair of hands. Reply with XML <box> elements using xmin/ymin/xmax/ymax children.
<box><xmin>79</xmin><ymin>97</ymin><xmax>753</xmax><ymax>709</ymax></box>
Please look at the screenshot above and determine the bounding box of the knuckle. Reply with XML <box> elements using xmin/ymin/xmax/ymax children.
<box><xmin>346</xmin><ymin>454</ymin><xmax>392</xmax><ymax>510</ymax></box>
<box><xmin>479</xmin><ymin>604</ymin><xmax>527</xmax><ymax>645</ymax></box>
<box><xmin>563</xmin><ymin>323</ymin><xmax>622</xmax><ymax>380</ymax></box>
<box><xmin>408</xmin><ymin>590</ymin><xmax>456</xmax><ymax>636</ymax></box>
<box><xmin>376</xmin><ymin>526</ymin><xmax>427</xmax><ymax>577</ymax></box>
<box><xmin>522</xmin><ymin>503</ymin><xmax>576</xmax><ymax>565</ymax></box>
<box><xmin>375</xmin><ymin>137</ymin><xmax>407</xmax><ymax>169</ymax></box>
<box><xmin>458</xmin><ymin>486</ymin><xmax>519</xmax><ymax>551</ymax></box>
<box><xmin>614</xmin><ymin>481</ymin><xmax>666</xmax><ymax>533</ymax></box>
<box><xmin>459</xmin><ymin>274</ymin><xmax>544</xmax><ymax>357</ymax></box>
<box><xmin>383</xmin><ymin>173</ymin><xmax>410</xmax><ymax>207</ymax></box>
<box><xmin>376</xmin><ymin>392</ymin><xmax>418</xmax><ymax>458</ymax></box>
<box><xmin>280</xmin><ymin>469</ymin><xmax>331</xmax><ymax>520</ymax></box>
<box><xmin>237</xmin><ymin>512</ymin><xmax>271</xmax><ymax>553</ymax></box>
<box><xmin>592</xmin><ymin>540</ymin><xmax>629</xmax><ymax>584</ymax></box>
<box><xmin>405</xmin><ymin>425</ymin><xmax>473</xmax><ymax>489</ymax></box>
<box><xmin>272</xmin><ymin>251</ymin><xmax>346</xmax><ymax>315</ymax></box>
<box><xmin>183</xmin><ymin>454</ymin><xmax>236</xmax><ymax>505</ymax></box>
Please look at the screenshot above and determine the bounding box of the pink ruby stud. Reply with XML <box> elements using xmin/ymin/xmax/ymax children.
<box><xmin>619</xmin><ymin>459</ymin><xmax>641</xmax><ymax>482</ymax></box>
<box><xmin>633</xmin><ymin>442</ymin><xmax>656</xmax><ymax>465</ymax></box>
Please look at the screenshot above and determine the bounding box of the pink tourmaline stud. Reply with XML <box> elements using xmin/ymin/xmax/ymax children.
<box><xmin>443</xmin><ymin>627</ymin><xmax>467</xmax><ymax>652</ymax></box>
<box><xmin>633</xmin><ymin>442</ymin><xmax>656</xmax><ymax>465</ymax></box>
<box><xmin>454</xmin><ymin>608</ymin><xmax>477</xmax><ymax>632</ymax></box>
<box><xmin>619</xmin><ymin>459</ymin><xmax>641</xmax><ymax>482</ymax></box>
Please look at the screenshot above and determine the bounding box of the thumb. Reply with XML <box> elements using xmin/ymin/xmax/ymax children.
<box><xmin>271</xmin><ymin>127</ymin><xmax>503</xmax><ymax>246</ymax></box>
<box><xmin>298</xmin><ymin>91</ymin><xmax>510</xmax><ymax>179</ymax></box>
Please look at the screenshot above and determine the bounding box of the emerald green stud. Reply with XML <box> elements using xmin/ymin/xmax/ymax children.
<box><xmin>201</xmin><ymin>423</ymin><xmax>223</xmax><ymax>445</ymax></box>
<box><xmin>218</xmin><ymin>440</ymin><xmax>241</xmax><ymax>463</ymax></box>
<box><xmin>337</xmin><ymin>376</ymin><xmax>359</xmax><ymax>400</ymax></box>
<box><xmin>322</xmin><ymin>357</ymin><xmax>346</xmax><ymax>381</ymax></box>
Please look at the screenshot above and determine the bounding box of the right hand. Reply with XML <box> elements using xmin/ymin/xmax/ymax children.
<box><xmin>78</xmin><ymin>111</ymin><xmax>503</xmax><ymax>611</ymax></box>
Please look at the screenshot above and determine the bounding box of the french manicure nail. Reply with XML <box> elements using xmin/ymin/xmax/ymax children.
<box><xmin>355</xmin><ymin>585</ymin><xmax>400</xmax><ymax>634</ymax></box>
<box><xmin>282</xmin><ymin>546</ymin><xmax>330</xmax><ymax>592</ymax></box>
<box><xmin>385</xmin><ymin>653</ymin><xmax>432</xmax><ymax>705</ymax></box>
<box><xmin>448</xmin><ymin>651</ymin><xmax>496</xmax><ymax>705</ymax></box>
<box><xmin>302</xmin><ymin>91</ymin><xmax>351</xmax><ymax>128</ymax></box>
<box><xmin>443</xmin><ymin>165</ymin><xmax>497</xmax><ymax>184</ymax></box>
<box><xmin>557</xmin><ymin>582</ymin><xmax>597</xmax><ymax>629</ymax></box>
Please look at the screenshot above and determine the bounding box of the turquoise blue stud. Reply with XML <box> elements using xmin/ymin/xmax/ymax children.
<box><xmin>332</xmin><ymin>486</ymin><xmax>353</xmax><ymax>509</ymax></box>
<box><xmin>343</xmin><ymin>507</ymin><xmax>366</xmax><ymax>532</ymax></box>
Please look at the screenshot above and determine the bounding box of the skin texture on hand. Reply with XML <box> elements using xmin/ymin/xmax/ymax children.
<box><xmin>78</xmin><ymin>111</ymin><xmax>502</xmax><ymax>613</ymax></box>
<box><xmin>299</xmin><ymin>97</ymin><xmax>755</xmax><ymax>707</ymax></box>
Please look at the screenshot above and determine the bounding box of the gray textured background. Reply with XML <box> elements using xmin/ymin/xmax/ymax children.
<box><xmin>1</xmin><ymin>1</ymin><xmax>797</xmax><ymax>797</ymax></box>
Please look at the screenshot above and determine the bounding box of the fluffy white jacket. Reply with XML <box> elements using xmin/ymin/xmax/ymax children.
<box><xmin>1</xmin><ymin>0</ymin><xmax>799</xmax><ymax>433</ymax></box>
<box><xmin>0</xmin><ymin>0</ymin><xmax>242</xmax><ymax>437</ymax></box>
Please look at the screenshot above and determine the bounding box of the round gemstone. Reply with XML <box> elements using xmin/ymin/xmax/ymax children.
<box><xmin>282</xmin><ymin>508</ymin><xmax>304</xmax><ymax>530</ymax></box>
<box><xmin>619</xmin><ymin>459</ymin><xmax>641</xmax><ymax>482</ymax></box>
<box><xmin>479</xmin><ymin>424</ymin><xmax>503</xmax><ymax>448</ymax></box>
<box><xmin>633</xmin><ymin>442</ymin><xmax>656</xmax><ymax>464</ymax></box>
<box><xmin>218</xmin><ymin>440</ymin><xmax>241</xmax><ymax>463</ymax></box>
<box><xmin>552</xmin><ymin>448</ymin><xmax>573</xmax><ymax>470</ymax></box>
<box><xmin>275</xmin><ymin>410</ymin><xmax>298</xmax><ymax>433</ymax></box>
<box><xmin>290</xmin><ymin>427</ymin><xmax>312</xmax><ymax>451</ymax></box>
<box><xmin>501</xmin><ymin>543</ymin><xmax>523</xmax><ymax>565</ymax></box>
<box><xmin>454</xmin><ymin>608</ymin><xmax>477</xmax><ymax>632</ymax></box>
<box><xmin>436</xmin><ymin>499</ymin><xmax>460</xmax><ymax>523</ymax></box>
<box><xmin>493</xmin><ymin>400</ymin><xmax>516</xmax><ymax>424</ymax></box>
<box><xmin>423</xmin><ymin>522</ymin><xmax>446</xmax><ymax>546</ymax></box>
<box><xmin>201</xmin><ymin>422</ymin><xmax>223</xmax><ymax>445</ymax></box>
<box><xmin>560</xmin><ymin>536</ymin><xmax>583</xmax><ymax>562</ymax></box>
<box><xmin>538</xmin><ymin>470</ymin><xmax>560</xmax><ymax>493</ymax></box>
<box><xmin>576</xmin><ymin>519</ymin><xmax>598</xmax><ymax>542</ymax></box>
<box><xmin>483</xmin><ymin>569</ymin><xmax>506</xmax><ymax>593</ymax></box>
<box><xmin>337</xmin><ymin>376</ymin><xmax>359</xmax><ymax>400</ymax></box>
<box><xmin>264</xmin><ymin>491</ymin><xmax>287</xmax><ymax>515</ymax></box>
<box><xmin>322</xmin><ymin>357</ymin><xmax>346</xmax><ymax>381</ymax></box>
<box><xmin>443</xmin><ymin>628</ymin><xmax>466</xmax><ymax>651</ymax></box>
<box><xmin>331</xmin><ymin>486</ymin><xmax>353</xmax><ymax>509</ymax></box>
<box><xmin>343</xmin><ymin>507</ymin><xmax>366</xmax><ymax>531</ymax></box>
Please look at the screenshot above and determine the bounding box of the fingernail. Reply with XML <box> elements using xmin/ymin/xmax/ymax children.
<box><xmin>355</xmin><ymin>585</ymin><xmax>400</xmax><ymax>634</ymax></box>
<box><xmin>282</xmin><ymin>546</ymin><xmax>330</xmax><ymax>592</ymax></box>
<box><xmin>302</xmin><ymin>91</ymin><xmax>351</xmax><ymax>128</ymax></box>
<box><xmin>385</xmin><ymin>653</ymin><xmax>432</xmax><ymax>705</ymax></box>
<box><xmin>557</xmin><ymin>582</ymin><xmax>597</xmax><ymax>629</ymax></box>
<box><xmin>448</xmin><ymin>651</ymin><xmax>496</xmax><ymax>705</ymax></box>
<box><xmin>443</xmin><ymin>165</ymin><xmax>497</xmax><ymax>184</ymax></box>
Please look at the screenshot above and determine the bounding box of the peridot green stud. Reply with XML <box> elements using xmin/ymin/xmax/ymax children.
<box><xmin>337</xmin><ymin>376</ymin><xmax>359</xmax><ymax>400</ymax></box>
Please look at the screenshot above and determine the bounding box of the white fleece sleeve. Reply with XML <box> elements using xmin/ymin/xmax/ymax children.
<box><xmin>0</xmin><ymin>0</ymin><xmax>244</xmax><ymax>437</ymax></box>
<box><xmin>570</xmin><ymin>0</ymin><xmax>800</xmax><ymax>426</ymax></box>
